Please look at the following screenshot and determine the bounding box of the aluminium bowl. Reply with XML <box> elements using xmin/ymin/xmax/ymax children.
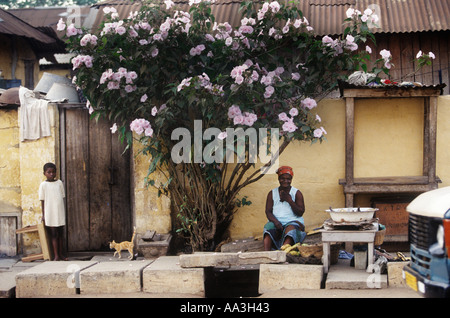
<box><xmin>325</xmin><ymin>207</ymin><xmax>378</xmax><ymax>223</ymax></box>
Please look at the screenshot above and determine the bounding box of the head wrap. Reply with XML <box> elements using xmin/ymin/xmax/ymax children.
<box><xmin>276</xmin><ymin>166</ymin><xmax>294</xmax><ymax>177</ymax></box>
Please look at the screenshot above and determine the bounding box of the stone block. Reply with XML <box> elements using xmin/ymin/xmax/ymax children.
<box><xmin>387</xmin><ymin>261</ymin><xmax>409</xmax><ymax>287</ymax></box>
<box><xmin>80</xmin><ymin>260</ymin><xmax>153</xmax><ymax>295</ymax></box>
<box><xmin>179</xmin><ymin>251</ymin><xmax>286</xmax><ymax>268</ymax></box>
<box><xmin>15</xmin><ymin>261</ymin><xmax>97</xmax><ymax>298</ymax></box>
<box><xmin>142</xmin><ymin>256</ymin><xmax>204</xmax><ymax>296</ymax></box>
<box><xmin>259</xmin><ymin>264</ymin><xmax>323</xmax><ymax>293</ymax></box>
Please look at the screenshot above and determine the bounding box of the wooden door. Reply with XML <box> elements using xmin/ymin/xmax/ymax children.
<box><xmin>61</xmin><ymin>107</ymin><xmax>131</xmax><ymax>251</ymax></box>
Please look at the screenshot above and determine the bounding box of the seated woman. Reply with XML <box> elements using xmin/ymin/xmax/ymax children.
<box><xmin>263</xmin><ymin>166</ymin><xmax>306</xmax><ymax>251</ymax></box>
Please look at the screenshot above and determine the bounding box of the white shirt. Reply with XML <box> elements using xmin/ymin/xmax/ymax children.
<box><xmin>39</xmin><ymin>180</ymin><xmax>65</xmax><ymax>227</ymax></box>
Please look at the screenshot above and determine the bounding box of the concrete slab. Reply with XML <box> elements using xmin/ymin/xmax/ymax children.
<box><xmin>179</xmin><ymin>251</ymin><xmax>286</xmax><ymax>268</ymax></box>
<box><xmin>142</xmin><ymin>256</ymin><xmax>205</xmax><ymax>296</ymax></box>
<box><xmin>0</xmin><ymin>259</ymin><xmax>42</xmax><ymax>298</ymax></box>
<box><xmin>15</xmin><ymin>261</ymin><xmax>97</xmax><ymax>298</ymax></box>
<box><xmin>387</xmin><ymin>261</ymin><xmax>409</xmax><ymax>287</ymax></box>
<box><xmin>259</xmin><ymin>264</ymin><xmax>323</xmax><ymax>293</ymax></box>
<box><xmin>325</xmin><ymin>259</ymin><xmax>387</xmax><ymax>289</ymax></box>
<box><xmin>80</xmin><ymin>260</ymin><xmax>153</xmax><ymax>295</ymax></box>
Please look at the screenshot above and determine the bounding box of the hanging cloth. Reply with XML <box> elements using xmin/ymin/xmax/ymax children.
<box><xmin>19</xmin><ymin>86</ymin><xmax>51</xmax><ymax>141</ymax></box>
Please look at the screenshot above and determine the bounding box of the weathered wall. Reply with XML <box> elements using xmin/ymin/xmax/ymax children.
<box><xmin>0</xmin><ymin>104</ymin><xmax>59</xmax><ymax>254</ymax></box>
<box><xmin>0</xmin><ymin>108</ymin><xmax>20</xmax><ymax>209</ymax></box>
<box><xmin>132</xmin><ymin>138</ymin><xmax>172</xmax><ymax>235</ymax></box>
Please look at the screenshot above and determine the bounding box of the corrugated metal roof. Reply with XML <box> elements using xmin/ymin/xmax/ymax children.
<box><xmin>90</xmin><ymin>0</ymin><xmax>450</xmax><ymax>35</ymax></box>
<box><xmin>0</xmin><ymin>8</ymin><xmax>56</xmax><ymax>43</ymax></box>
<box><xmin>9</xmin><ymin>6</ymin><xmax>92</xmax><ymax>34</ymax></box>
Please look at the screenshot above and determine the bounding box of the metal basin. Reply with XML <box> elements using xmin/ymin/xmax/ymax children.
<box><xmin>325</xmin><ymin>207</ymin><xmax>378</xmax><ymax>223</ymax></box>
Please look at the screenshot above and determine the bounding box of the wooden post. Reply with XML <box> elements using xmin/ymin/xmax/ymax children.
<box><xmin>345</xmin><ymin>97</ymin><xmax>355</xmax><ymax>207</ymax></box>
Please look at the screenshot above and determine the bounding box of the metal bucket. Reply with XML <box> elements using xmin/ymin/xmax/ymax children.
<box><xmin>46</xmin><ymin>82</ymin><xmax>80</xmax><ymax>103</ymax></box>
<box><xmin>34</xmin><ymin>72</ymin><xmax>72</xmax><ymax>94</ymax></box>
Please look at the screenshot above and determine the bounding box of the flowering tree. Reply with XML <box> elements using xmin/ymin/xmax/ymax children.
<box><xmin>59</xmin><ymin>0</ymin><xmax>390</xmax><ymax>251</ymax></box>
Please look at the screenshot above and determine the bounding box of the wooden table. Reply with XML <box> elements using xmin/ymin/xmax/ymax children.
<box><xmin>321</xmin><ymin>226</ymin><xmax>377</xmax><ymax>273</ymax></box>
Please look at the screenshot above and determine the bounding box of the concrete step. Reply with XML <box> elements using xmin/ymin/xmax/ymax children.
<box><xmin>259</xmin><ymin>263</ymin><xmax>323</xmax><ymax>293</ymax></box>
<box><xmin>325</xmin><ymin>259</ymin><xmax>388</xmax><ymax>289</ymax></box>
<box><xmin>15</xmin><ymin>261</ymin><xmax>98</xmax><ymax>298</ymax></box>
<box><xmin>80</xmin><ymin>259</ymin><xmax>154</xmax><ymax>295</ymax></box>
<box><xmin>143</xmin><ymin>256</ymin><xmax>205</xmax><ymax>296</ymax></box>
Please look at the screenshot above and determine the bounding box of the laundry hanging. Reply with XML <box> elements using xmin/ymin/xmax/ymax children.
<box><xmin>19</xmin><ymin>86</ymin><xmax>51</xmax><ymax>141</ymax></box>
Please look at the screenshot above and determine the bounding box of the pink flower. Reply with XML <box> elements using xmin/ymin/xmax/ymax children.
<box><xmin>239</xmin><ymin>25</ymin><xmax>254</xmax><ymax>34</ymax></box>
<box><xmin>140</xmin><ymin>94</ymin><xmax>148</xmax><ymax>102</ymax></box>
<box><xmin>57</xmin><ymin>18</ymin><xmax>66</xmax><ymax>31</ymax></box>
<box><xmin>278</xmin><ymin>112</ymin><xmax>289</xmax><ymax>121</ymax></box>
<box><xmin>291</xmin><ymin>72</ymin><xmax>300</xmax><ymax>81</ymax></box>
<box><xmin>260</xmin><ymin>75</ymin><xmax>272</xmax><ymax>86</ymax></box>
<box><xmin>315</xmin><ymin>114</ymin><xmax>322</xmax><ymax>122</ymax></box>
<box><xmin>289</xmin><ymin>108</ymin><xmax>298</xmax><ymax>117</ymax></box>
<box><xmin>124</xmin><ymin>85</ymin><xmax>136</xmax><ymax>92</ymax></box>
<box><xmin>301</xmin><ymin>97</ymin><xmax>317</xmax><ymax>110</ymax></box>
<box><xmin>189</xmin><ymin>44</ymin><xmax>206</xmax><ymax>56</ymax></box>
<box><xmin>100</xmin><ymin>69</ymin><xmax>114</xmax><ymax>84</ymax></box>
<box><xmin>269</xmin><ymin>1</ymin><xmax>281</xmax><ymax>13</ymax></box>
<box><xmin>151</xmin><ymin>106</ymin><xmax>158</xmax><ymax>116</ymax></box>
<box><xmin>110</xmin><ymin>123</ymin><xmax>118</xmax><ymax>134</ymax></box>
<box><xmin>228</xmin><ymin>105</ymin><xmax>242</xmax><ymax>119</ymax></box>
<box><xmin>107</xmin><ymin>81</ymin><xmax>120</xmax><ymax>90</ymax></box>
<box><xmin>80</xmin><ymin>34</ymin><xmax>97</xmax><ymax>46</ymax></box>
<box><xmin>233</xmin><ymin>115</ymin><xmax>244</xmax><ymax>125</ymax></box>
<box><xmin>130</xmin><ymin>118</ymin><xmax>152</xmax><ymax>136</ymax></box>
<box><xmin>379</xmin><ymin>49</ymin><xmax>391</xmax><ymax>60</ymax></box>
<box><xmin>144</xmin><ymin>127</ymin><xmax>153</xmax><ymax>137</ymax></box>
<box><xmin>66</xmin><ymin>24</ymin><xmax>78</xmax><ymax>37</ymax></box>
<box><xmin>218</xmin><ymin>131</ymin><xmax>227</xmax><ymax>140</ymax></box>
<box><xmin>282</xmin><ymin>119</ymin><xmax>297</xmax><ymax>133</ymax></box>
<box><xmin>72</xmin><ymin>55</ymin><xmax>94</xmax><ymax>70</ymax></box>
<box><xmin>103</xmin><ymin>7</ymin><xmax>117</xmax><ymax>14</ymax></box>
<box><xmin>313</xmin><ymin>128</ymin><xmax>323</xmax><ymax>138</ymax></box>
<box><xmin>164</xmin><ymin>0</ymin><xmax>174</xmax><ymax>9</ymax></box>
<box><xmin>264</xmin><ymin>85</ymin><xmax>275</xmax><ymax>98</ymax></box>
<box><xmin>243</xmin><ymin>112</ymin><xmax>257</xmax><ymax>126</ymax></box>
<box><xmin>115</xmin><ymin>26</ymin><xmax>126</xmax><ymax>35</ymax></box>
<box><xmin>314</xmin><ymin>127</ymin><xmax>327</xmax><ymax>138</ymax></box>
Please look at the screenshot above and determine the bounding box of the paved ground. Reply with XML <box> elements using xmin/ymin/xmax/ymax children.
<box><xmin>1</xmin><ymin>253</ymin><xmax>422</xmax><ymax>299</ymax></box>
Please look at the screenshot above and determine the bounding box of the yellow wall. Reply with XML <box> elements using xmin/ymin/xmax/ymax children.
<box><xmin>132</xmin><ymin>138</ymin><xmax>172</xmax><ymax>235</ymax></box>
<box><xmin>0</xmin><ymin>108</ymin><xmax>21</xmax><ymax>209</ymax></box>
<box><xmin>0</xmin><ymin>104</ymin><xmax>59</xmax><ymax>254</ymax></box>
<box><xmin>230</xmin><ymin>96</ymin><xmax>450</xmax><ymax>239</ymax></box>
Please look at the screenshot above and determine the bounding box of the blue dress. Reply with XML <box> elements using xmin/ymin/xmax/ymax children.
<box><xmin>263</xmin><ymin>186</ymin><xmax>306</xmax><ymax>250</ymax></box>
